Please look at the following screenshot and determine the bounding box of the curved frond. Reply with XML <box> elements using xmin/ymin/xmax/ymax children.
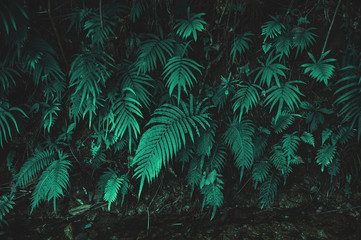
<box><xmin>252</xmin><ymin>159</ymin><xmax>271</xmax><ymax>188</ymax></box>
<box><xmin>259</xmin><ymin>172</ymin><xmax>279</xmax><ymax>208</ymax></box>
<box><xmin>223</xmin><ymin>119</ymin><xmax>254</xmax><ymax>169</ymax></box>
<box><xmin>31</xmin><ymin>152</ymin><xmax>71</xmax><ymax>213</ymax></box>
<box><xmin>292</xmin><ymin>27</ymin><xmax>317</xmax><ymax>56</ymax></box>
<box><xmin>254</xmin><ymin>53</ymin><xmax>288</xmax><ymax>87</ymax></box>
<box><xmin>0</xmin><ymin>100</ymin><xmax>26</xmax><ymax>148</ymax></box>
<box><xmin>136</xmin><ymin>34</ymin><xmax>174</xmax><ymax>73</ymax></box>
<box><xmin>300</xmin><ymin>131</ymin><xmax>315</xmax><ymax>147</ymax></box>
<box><xmin>264</xmin><ymin>81</ymin><xmax>304</xmax><ymax>121</ymax></box>
<box><xmin>163</xmin><ymin>56</ymin><xmax>203</xmax><ymax>104</ymax></box>
<box><xmin>271</xmin><ymin>111</ymin><xmax>299</xmax><ymax>134</ymax></box>
<box><xmin>261</xmin><ymin>16</ymin><xmax>285</xmax><ymax>41</ymax></box>
<box><xmin>281</xmin><ymin>132</ymin><xmax>300</xmax><ymax>159</ymax></box>
<box><xmin>301</xmin><ymin>50</ymin><xmax>336</xmax><ymax>85</ymax></box>
<box><xmin>232</xmin><ymin>82</ymin><xmax>261</xmax><ymax>121</ymax></box>
<box><xmin>0</xmin><ymin>66</ymin><xmax>18</xmax><ymax>90</ymax></box>
<box><xmin>275</xmin><ymin>32</ymin><xmax>293</xmax><ymax>58</ymax></box>
<box><xmin>270</xmin><ymin>145</ymin><xmax>288</xmax><ymax>174</ymax></box>
<box><xmin>132</xmin><ymin>96</ymin><xmax>211</xmax><ymax>198</ymax></box>
<box><xmin>201</xmin><ymin>174</ymin><xmax>224</xmax><ymax>220</ymax></box>
<box><xmin>316</xmin><ymin>143</ymin><xmax>337</xmax><ymax>172</ymax></box>
<box><xmin>174</xmin><ymin>7</ymin><xmax>206</xmax><ymax>42</ymax></box>
<box><xmin>230</xmin><ymin>32</ymin><xmax>253</xmax><ymax>63</ymax></box>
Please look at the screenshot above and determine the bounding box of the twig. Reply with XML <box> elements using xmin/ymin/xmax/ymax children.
<box><xmin>48</xmin><ymin>0</ymin><xmax>68</xmax><ymax>70</ymax></box>
<box><xmin>321</xmin><ymin>0</ymin><xmax>342</xmax><ymax>54</ymax></box>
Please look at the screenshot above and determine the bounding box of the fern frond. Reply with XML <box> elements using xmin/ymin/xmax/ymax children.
<box><xmin>300</xmin><ymin>131</ymin><xmax>315</xmax><ymax>147</ymax></box>
<box><xmin>253</xmin><ymin>134</ymin><xmax>269</xmax><ymax>160</ymax></box>
<box><xmin>132</xmin><ymin>96</ymin><xmax>211</xmax><ymax>198</ymax></box>
<box><xmin>316</xmin><ymin>143</ymin><xmax>336</xmax><ymax>172</ymax></box>
<box><xmin>254</xmin><ymin>53</ymin><xmax>288</xmax><ymax>87</ymax></box>
<box><xmin>321</xmin><ymin>128</ymin><xmax>333</xmax><ymax>145</ymax></box>
<box><xmin>69</xmin><ymin>50</ymin><xmax>113</xmax><ymax>125</ymax></box>
<box><xmin>136</xmin><ymin>34</ymin><xmax>174</xmax><ymax>73</ymax></box>
<box><xmin>328</xmin><ymin>157</ymin><xmax>341</xmax><ymax>181</ymax></box>
<box><xmin>119</xmin><ymin>64</ymin><xmax>154</xmax><ymax>107</ymax></box>
<box><xmin>201</xmin><ymin>173</ymin><xmax>224</xmax><ymax>220</ymax></box>
<box><xmin>31</xmin><ymin>152</ymin><xmax>71</xmax><ymax>213</ymax></box>
<box><xmin>174</xmin><ymin>7</ymin><xmax>206</xmax><ymax>42</ymax></box>
<box><xmin>259</xmin><ymin>172</ymin><xmax>279</xmax><ymax>208</ymax></box>
<box><xmin>0</xmin><ymin>66</ymin><xmax>18</xmax><ymax>90</ymax></box>
<box><xmin>271</xmin><ymin>111</ymin><xmax>299</xmax><ymax>134</ymax></box>
<box><xmin>195</xmin><ymin>127</ymin><xmax>215</xmax><ymax>157</ymax></box>
<box><xmin>223</xmin><ymin>119</ymin><xmax>254</xmax><ymax>169</ymax></box>
<box><xmin>130</xmin><ymin>0</ymin><xmax>148</xmax><ymax>22</ymax></box>
<box><xmin>0</xmin><ymin>100</ymin><xmax>26</xmax><ymax>148</ymax></box>
<box><xmin>0</xmin><ymin>1</ymin><xmax>28</xmax><ymax>35</ymax></box>
<box><xmin>292</xmin><ymin>27</ymin><xmax>317</xmax><ymax>56</ymax></box>
<box><xmin>301</xmin><ymin>50</ymin><xmax>336</xmax><ymax>85</ymax></box>
<box><xmin>0</xmin><ymin>195</ymin><xmax>14</xmax><ymax>221</ymax></box>
<box><xmin>98</xmin><ymin>169</ymin><xmax>129</xmax><ymax>210</ymax></box>
<box><xmin>252</xmin><ymin>159</ymin><xmax>271</xmax><ymax>188</ymax></box>
<box><xmin>163</xmin><ymin>56</ymin><xmax>203</xmax><ymax>104</ymax></box>
<box><xmin>275</xmin><ymin>32</ymin><xmax>293</xmax><ymax>58</ymax></box>
<box><xmin>207</xmin><ymin>144</ymin><xmax>226</xmax><ymax>172</ymax></box>
<box><xmin>261</xmin><ymin>16</ymin><xmax>285</xmax><ymax>41</ymax></box>
<box><xmin>332</xmin><ymin>126</ymin><xmax>355</xmax><ymax>145</ymax></box>
<box><xmin>42</xmin><ymin>101</ymin><xmax>61</xmax><ymax>133</ymax></box>
<box><xmin>270</xmin><ymin>145</ymin><xmax>288</xmax><ymax>174</ymax></box>
<box><xmin>232</xmin><ymin>82</ymin><xmax>261</xmax><ymax>121</ymax></box>
<box><xmin>281</xmin><ymin>132</ymin><xmax>300</xmax><ymax>159</ymax></box>
<box><xmin>301</xmin><ymin>101</ymin><xmax>334</xmax><ymax>132</ymax></box>
<box><xmin>264</xmin><ymin>81</ymin><xmax>304</xmax><ymax>121</ymax></box>
<box><xmin>230</xmin><ymin>32</ymin><xmax>253</xmax><ymax>64</ymax></box>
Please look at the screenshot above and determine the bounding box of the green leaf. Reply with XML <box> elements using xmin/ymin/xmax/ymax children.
<box><xmin>174</xmin><ymin>7</ymin><xmax>206</xmax><ymax>42</ymax></box>
<box><xmin>254</xmin><ymin>53</ymin><xmax>288</xmax><ymax>87</ymax></box>
<box><xmin>230</xmin><ymin>32</ymin><xmax>253</xmax><ymax>63</ymax></box>
<box><xmin>261</xmin><ymin>16</ymin><xmax>285</xmax><ymax>41</ymax></box>
<box><xmin>163</xmin><ymin>56</ymin><xmax>203</xmax><ymax>104</ymax></box>
<box><xmin>301</xmin><ymin>50</ymin><xmax>336</xmax><ymax>85</ymax></box>
<box><xmin>232</xmin><ymin>82</ymin><xmax>261</xmax><ymax>121</ymax></box>
<box><xmin>271</xmin><ymin>111</ymin><xmax>300</xmax><ymax>134</ymax></box>
<box><xmin>201</xmin><ymin>174</ymin><xmax>224</xmax><ymax>220</ymax></box>
<box><xmin>259</xmin><ymin>173</ymin><xmax>279</xmax><ymax>208</ymax></box>
<box><xmin>316</xmin><ymin>143</ymin><xmax>336</xmax><ymax>172</ymax></box>
<box><xmin>300</xmin><ymin>132</ymin><xmax>315</xmax><ymax>147</ymax></box>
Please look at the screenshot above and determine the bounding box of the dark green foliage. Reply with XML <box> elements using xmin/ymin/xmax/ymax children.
<box><xmin>261</xmin><ymin>16</ymin><xmax>285</xmax><ymax>41</ymax></box>
<box><xmin>292</xmin><ymin>27</ymin><xmax>317</xmax><ymax>56</ymax></box>
<box><xmin>271</xmin><ymin>111</ymin><xmax>300</xmax><ymax>134</ymax></box>
<box><xmin>302</xmin><ymin>50</ymin><xmax>336</xmax><ymax>85</ymax></box>
<box><xmin>316</xmin><ymin>144</ymin><xmax>337</xmax><ymax>172</ymax></box>
<box><xmin>201</xmin><ymin>173</ymin><xmax>224</xmax><ymax>220</ymax></box>
<box><xmin>231</xmin><ymin>32</ymin><xmax>253</xmax><ymax>64</ymax></box>
<box><xmin>132</xmin><ymin>96</ymin><xmax>211</xmax><ymax>198</ymax></box>
<box><xmin>252</xmin><ymin>159</ymin><xmax>271</xmax><ymax>188</ymax></box>
<box><xmin>0</xmin><ymin>195</ymin><xmax>14</xmax><ymax>227</ymax></box>
<box><xmin>301</xmin><ymin>101</ymin><xmax>334</xmax><ymax>132</ymax></box>
<box><xmin>174</xmin><ymin>7</ymin><xmax>206</xmax><ymax>42</ymax></box>
<box><xmin>232</xmin><ymin>82</ymin><xmax>261</xmax><ymax>121</ymax></box>
<box><xmin>254</xmin><ymin>53</ymin><xmax>288</xmax><ymax>87</ymax></box>
<box><xmin>259</xmin><ymin>173</ymin><xmax>279</xmax><ymax>208</ymax></box>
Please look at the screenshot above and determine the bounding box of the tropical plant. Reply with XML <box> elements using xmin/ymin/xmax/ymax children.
<box><xmin>254</xmin><ymin>53</ymin><xmax>288</xmax><ymax>87</ymax></box>
<box><xmin>174</xmin><ymin>7</ymin><xmax>206</xmax><ymax>42</ymax></box>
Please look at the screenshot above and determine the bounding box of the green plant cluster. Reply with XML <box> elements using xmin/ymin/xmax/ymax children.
<box><xmin>0</xmin><ymin>0</ymin><xmax>360</xmax><ymax>224</ymax></box>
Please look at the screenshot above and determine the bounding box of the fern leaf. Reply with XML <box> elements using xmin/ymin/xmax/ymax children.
<box><xmin>15</xmin><ymin>149</ymin><xmax>56</xmax><ymax>188</ymax></box>
<box><xmin>0</xmin><ymin>195</ymin><xmax>14</xmax><ymax>220</ymax></box>
<box><xmin>271</xmin><ymin>111</ymin><xmax>299</xmax><ymax>134</ymax></box>
<box><xmin>270</xmin><ymin>145</ymin><xmax>288</xmax><ymax>174</ymax></box>
<box><xmin>259</xmin><ymin>173</ymin><xmax>279</xmax><ymax>208</ymax></box>
<box><xmin>163</xmin><ymin>56</ymin><xmax>203</xmax><ymax>104</ymax></box>
<box><xmin>316</xmin><ymin>143</ymin><xmax>336</xmax><ymax>172</ymax></box>
<box><xmin>207</xmin><ymin>143</ymin><xmax>226</xmax><ymax>172</ymax></box>
<box><xmin>132</xmin><ymin>97</ymin><xmax>211</xmax><ymax>198</ymax></box>
<box><xmin>321</xmin><ymin>128</ymin><xmax>333</xmax><ymax>145</ymax></box>
<box><xmin>275</xmin><ymin>32</ymin><xmax>293</xmax><ymax>58</ymax></box>
<box><xmin>31</xmin><ymin>152</ymin><xmax>71</xmax><ymax>213</ymax></box>
<box><xmin>300</xmin><ymin>131</ymin><xmax>315</xmax><ymax>147</ymax></box>
<box><xmin>130</xmin><ymin>0</ymin><xmax>148</xmax><ymax>22</ymax></box>
<box><xmin>136</xmin><ymin>34</ymin><xmax>174</xmax><ymax>73</ymax></box>
<box><xmin>252</xmin><ymin>159</ymin><xmax>271</xmax><ymax>188</ymax></box>
<box><xmin>253</xmin><ymin>134</ymin><xmax>269</xmax><ymax>160</ymax></box>
<box><xmin>195</xmin><ymin>127</ymin><xmax>215</xmax><ymax>157</ymax></box>
<box><xmin>201</xmin><ymin>174</ymin><xmax>224</xmax><ymax>220</ymax></box>
<box><xmin>232</xmin><ymin>82</ymin><xmax>261</xmax><ymax>121</ymax></box>
<box><xmin>328</xmin><ymin>157</ymin><xmax>341</xmax><ymax>181</ymax></box>
<box><xmin>174</xmin><ymin>7</ymin><xmax>206</xmax><ymax>42</ymax></box>
<box><xmin>292</xmin><ymin>27</ymin><xmax>317</xmax><ymax>56</ymax></box>
<box><xmin>0</xmin><ymin>100</ymin><xmax>26</xmax><ymax>148</ymax></box>
<box><xmin>223</xmin><ymin>119</ymin><xmax>254</xmax><ymax>169</ymax></box>
<box><xmin>230</xmin><ymin>32</ymin><xmax>253</xmax><ymax>63</ymax></box>
<box><xmin>261</xmin><ymin>16</ymin><xmax>285</xmax><ymax>41</ymax></box>
<box><xmin>281</xmin><ymin>132</ymin><xmax>300</xmax><ymax>159</ymax></box>
<box><xmin>264</xmin><ymin>81</ymin><xmax>304</xmax><ymax>121</ymax></box>
<box><xmin>187</xmin><ymin>158</ymin><xmax>203</xmax><ymax>197</ymax></box>
<box><xmin>332</xmin><ymin>126</ymin><xmax>355</xmax><ymax>145</ymax></box>
<box><xmin>98</xmin><ymin>170</ymin><xmax>129</xmax><ymax>210</ymax></box>
<box><xmin>254</xmin><ymin>53</ymin><xmax>288</xmax><ymax>87</ymax></box>
<box><xmin>301</xmin><ymin>50</ymin><xmax>336</xmax><ymax>85</ymax></box>
<box><xmin>0</xmin><ymin>66</ymin><xmax>18</xmax><ymax>90</ymax></box>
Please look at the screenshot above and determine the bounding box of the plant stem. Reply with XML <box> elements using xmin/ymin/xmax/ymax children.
<box><xmin>321</xmin><ymin>0</ymin><xmax>342</xmax><ymax>54</ymax></box>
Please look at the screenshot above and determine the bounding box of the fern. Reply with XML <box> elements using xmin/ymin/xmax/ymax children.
<box><xmin>207</xmin><ymin>144</ymin><xmax>226</xmax><ymax>172</ymax></box>
<box><xmin>253</xmin><ymin>134</ymin><xmax>269</xmax><ymax>160</ymax></box>
<box><xmin>132</xmin><ymin>96</ymin><xmax>211</xmax><ymax>198</ymax></box>
<box><xmin>163</xmin><ymin>56</ymin><xmax>203</xmax><ymax>104</ymax></box>
<box><xmin>316</xmin><ymin>143</ymin><xmax>337</xmax><ymax>172</ymax></box>
<box><xmin>259</xmin><ymin>172</ymin><xmax>279</xmax><ymax>208</ymax></box>
<box><xmin>321</xmin><ymin>128</ymin><xmax>333</xmax><ymax>145</ymax></box>
<box><xmin>201</xmin><ymin>173</ymin><xmax>224</xmax><ymax>220</ymax></box>
<box><xmin>0</xmin><ymin>66</ymin><xmax>18</xmax><ymax>90</ymax></box>
<box><xmin>252</xmin><ymin>159</ymin><xmax>271</xmax><ymax>189</ymax></box>
<box><xmin>230</xmin><ymin>32</ymin><xmax>253</xmax><ymax>64</ymax></box>
<box><xmin>212</xmin><ymin>73</ymin><xmax>237</xmax><ymax>112</ymax></box>
<box><xmin>281</xmin><ymin>132</ymin><xmax>300</xmax><ymax>160</ymax></box>
<box><xmin>119</xmin><ymin>63</ymin><xmax>154</xmax><ymax>107</ymax></box>
<box><xmin>223</xmin><ymin>119</ymin><xmax>254</xmax><ymax>170</ymax></box>
<box><xmin>232</xmin><ymin>82</ymin><xmax>261</xmax><ymax>121</ymax></box>
<box><xmin>136</xmin><ymin>34</ymin><xmax>174</xmax><ymax>73</ymax></box>
<box><xmin>254</xmin><ymin>53</ymin><xmax>288</xmax><ymax>87</ymax></box>
<box><xmin>261</xmin><ymin>16</ymin><xmax>285</xmax><ymax>42</ymax></box>
<box><xmin>69</xmin><ymin>50</ymin><xmax>113</xmax><ymax>126</ymax></box>
<box><xmin>274</xmin><ymin>32</ymin><xmax>293</xmax><ymax>58</ymax></box>
<box><xmin>270</xmin><ymin>145</ymin><xmax>288</xmax><ymax>174</ymax></box>
<box><xmin>174</xmin><ymin>7</ymin><xmax>206</xmax><ymax>42</ymax></box>
<box><xmin>300</xmin><ymin>131</ymin><xmax>315</xmax><ymax>147</ymax></box>
<box><xmin>98</xmin><ymin>169</ymin><xmax>129</xmax><ymax>210</ymax></box>
<box><xmin>334</xmin><ymin>64</ymin><xmax>361</xmax><ymax>140</ymax></box>
<box><xmin>195</xmin><ymin>127</ymin><xmax>215</xmax><ymax>157</ymax></box>
<box><xmin>0</xmin><ymin>100</ymin><xmax>26</xmax><ymax>148</ymax></box>
<box><xmin>332</xmin><ymin>126</ymin><xmax>354</xmax><ymax>145</ymax></box>
<box><xmin>264</xmin><ymin>81</ymin><xmax>304</xmax><ymax>121</ymax></box>
<box><xmin>42</xmin><ymin>101</ymin><xmax>61</xmax><ymax>133</ymax></box>
<box><xmin>301</xmin><ymin>50</ymin><xmax>336</xmax><ymax>85</ymax></box>
<box><xmin>271</xmin><ymin>111</ymin><xmax>300</xmax><ymax>134</ymax></box>
<box><xmin>0</xmin><ymin>195</ymin><xmax>14</xmax><ymax>227</ymax></box>
<box><xmin>187</xmin><ymin>158</ymin><xmax>203</xmax><ymax>197</ymax></box>
<box><xmin>130</xmin><ymin>0</ymin><xmax>148</xmax><ymax>22</ymax></box>
<box><xmin>292</xmin><ymin>27</ymin><xmax>317</xmax><ymax>56</ymax></box>
<box><xmin>31</xmin><ymin>152</ymin><xmax>71</xmax><ymax>213</ymax></box>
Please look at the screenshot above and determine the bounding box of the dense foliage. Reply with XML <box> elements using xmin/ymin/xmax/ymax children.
<box><xmin>0</xmin><ymin>0</ymin><xmax>361</xmax><ymax>225</ymax></box>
